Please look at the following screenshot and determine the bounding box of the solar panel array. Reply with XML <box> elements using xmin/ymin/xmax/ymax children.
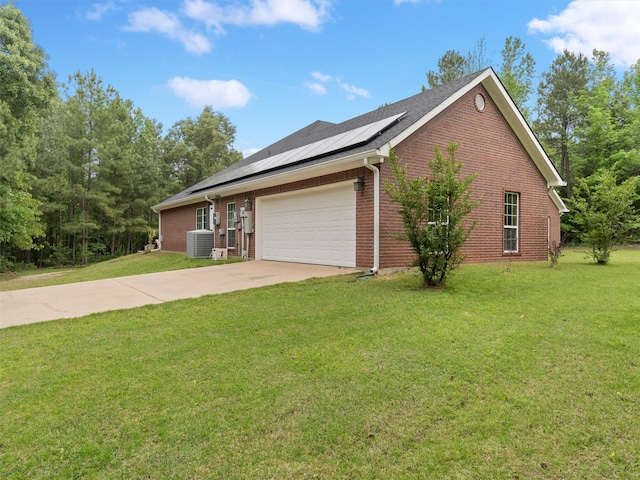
<box><xmin>192</xmin><ymin>111</ymin><xmax>406</xmax><ymax>192</ymax></box>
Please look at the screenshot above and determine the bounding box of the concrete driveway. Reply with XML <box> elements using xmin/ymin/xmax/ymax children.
<box><xmin>0</xmin><ymin>261</ymin><xmax>361</xmax><ymax>328</ymax></box>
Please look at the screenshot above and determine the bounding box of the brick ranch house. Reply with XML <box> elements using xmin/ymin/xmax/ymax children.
<box><xmin>153</xmin><ymin>68</ymin><xmax>568</xmax><ymax>272</ymax></box>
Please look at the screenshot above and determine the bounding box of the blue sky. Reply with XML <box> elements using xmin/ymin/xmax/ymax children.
<box><xmin>12</xmin><ymin>0</ymin><xmax>640</xmax><ymax>157</ymax></box>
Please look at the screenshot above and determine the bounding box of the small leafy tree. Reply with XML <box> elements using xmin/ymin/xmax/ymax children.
<box><xmin>385</xmin><ymin>143</ymin><xmax>481</xmax><ymax>287</ymax></box>
<box><xmin>571</xmin><ymin>168</ymin><xmax>639</xmax><ymax>264</ymax></box>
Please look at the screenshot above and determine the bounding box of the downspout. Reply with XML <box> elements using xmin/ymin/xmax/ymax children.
<box><xmin>204</xmin><ymin>195</ymin><xmax>216</xmax><ymax>250</ymax></box>
<box><xmin>151</xmin><ymin>207</ymin><xmax>162</xmax><ymax>251</ymax></box>
<box><xmin>363</xmin><ymin>157</ymin><xmax>380</xmax><ymax>274</ymax></box>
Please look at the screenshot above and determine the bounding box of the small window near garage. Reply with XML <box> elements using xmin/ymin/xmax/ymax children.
<box><xmin>196</xmin><ymin>207</ymin><xmax>207</xmax><ymax>230</ymax></box>
<box><xmin>504</xmin><ymin>192</ymin><xmax>519</xmax><ymax>253</ymax></box>
<box><xmin>227</xmin><ymin>202</ymin><xmax>236</xmax><ymax>249</ymax></box>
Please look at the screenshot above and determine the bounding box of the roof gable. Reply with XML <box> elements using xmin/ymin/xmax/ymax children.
<box><xmin>379</xmin><ymin>68</ymin><xmax>565</xmax><ymax>189</ymax></box>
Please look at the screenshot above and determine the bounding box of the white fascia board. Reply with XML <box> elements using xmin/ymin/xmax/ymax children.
<box><xmin>480</xmin><ymin>71</ymin><xmax>566</xmax><ymax>188</ymax></box>
<box><xmin>549</xmin><ymin>188</ymin><xmax>569</xmax><ymax>214</ymax></box>
<box><xmin>152</xmin><ymin>150</ymin><xmax>380</xmax><ymax>211</ymax></box>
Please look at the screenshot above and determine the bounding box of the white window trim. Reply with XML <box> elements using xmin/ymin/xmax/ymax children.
<box><xmin>227</xmin><ymin>202</ymin><xmax>236</xmax><ymax>249</ymax></box>
<box><xmin>196</xmin><ymin>207</ymin><xmax>207</xmax><ymax>230</ymax></box>
<box><xmin>504</xmin><ymin>192</ymin><xmax>519</xmax><ymax>253</ymax></box>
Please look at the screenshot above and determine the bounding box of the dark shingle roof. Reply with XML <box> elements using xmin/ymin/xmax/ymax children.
<box><xmin>157</xmin><ymin>69</ymin><xmax>489</xmax><ymax>207</ymax></box>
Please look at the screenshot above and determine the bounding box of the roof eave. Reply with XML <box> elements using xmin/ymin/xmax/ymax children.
<box><xmin>152</xmin><ymin>149</ymin><xmax>381</xmax><ymax>211</ymax></box>
<box><xmin>549</xmin><ymin>187</ymin><xmax>570</xmax><ymax>214</ymax></box>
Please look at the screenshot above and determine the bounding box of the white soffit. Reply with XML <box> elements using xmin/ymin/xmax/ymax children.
<box><xmin>193</xmin><ymin>111</ymin><xmax>406</xmax><ymax>192</ymax></box>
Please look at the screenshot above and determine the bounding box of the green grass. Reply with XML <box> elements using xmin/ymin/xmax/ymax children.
<box><xmin>1</xmin><ymin>250</ymin><xmax>639</xmax><ymax>478</ymax></box>
<box><xmin>0</xmin><ymin>252</ymin><xmax>242</xmax><ymax>291</ymax></box>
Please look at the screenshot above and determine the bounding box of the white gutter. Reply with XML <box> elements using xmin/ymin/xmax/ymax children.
<box><xmin>363</xmin><ymin>157</ymin><xmax>380</xmax><ymax>274</ymax></box>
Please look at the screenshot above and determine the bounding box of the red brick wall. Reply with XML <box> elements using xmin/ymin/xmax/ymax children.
<box><xmin>549</xmin><ymin>197</ymin><xmax>562</xmax><ymax>248</ymax></box>
<box><xmin>160</xmin><ymin>202</ymin><xmax>207</xmax><ymax>252</ymax></box>
<box><xmin>380</xmin><ymin>85</ymin><xmax>555</xmax><ymax>268</ymax></box>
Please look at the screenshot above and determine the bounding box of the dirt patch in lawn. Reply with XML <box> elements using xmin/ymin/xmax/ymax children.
<box><xmin>13</xmin><ymin>271</ymin><xmax>71</xmax><ymax>281</ymax></box>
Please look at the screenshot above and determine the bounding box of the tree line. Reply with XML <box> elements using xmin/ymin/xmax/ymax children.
<box><xmin>0</xmin><ymin>5</ymin><xmax>241</xmax><ymax>270</ymax></box>
<box><xmin>2</xmin><ymin>5</ymin><xmax>639</xmax><ymax>271</ymax></box>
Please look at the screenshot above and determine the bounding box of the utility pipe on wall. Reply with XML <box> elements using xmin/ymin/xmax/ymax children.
<box><xmin>204</xmin><ymin>195</ymin><xmax>216</xmax><ymax>250</ymax></box>
<box><xmin>363</xmin><ymin>157</ymin><xmax>380</xmax><ymax>274</ymax></box>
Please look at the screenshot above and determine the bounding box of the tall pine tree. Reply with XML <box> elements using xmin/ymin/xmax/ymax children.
<box><xmin>535</xmin><ymin>50</ymin><xmax>589</xmax><ymax>198</ymax></box>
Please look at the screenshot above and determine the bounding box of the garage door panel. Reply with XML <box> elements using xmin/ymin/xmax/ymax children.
<box><xmin>259</xmin><ymin>183</ymin><xmax>355</xmax><ymax>267</ymax></box>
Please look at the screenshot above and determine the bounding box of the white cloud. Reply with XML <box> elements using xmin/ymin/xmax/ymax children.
<box><xmin>183</xmin><ymin>0</ymin><xmax>332</xmax><ymax>33</ymax></box>
<box><xmin>311</xmin><ymin>71</ymin><xmax>332</xmax><ymax>83</ymax></box>
<box><xmin>86</xmin><ymin>2</ymin><xmax>117</xmax><ymax>21</ymax></box>
<box><xmin>304</xmin><ymin>72</ymin><xmax>369</xmax><ymax>99</ymax></box>
<box><xmin>528</xmin><ymin>0</ymin><xmax>640</xmax><ymax>66</ymax></box>
<box><xmin>125</xmin><ymin>7</ymin><xmax>212</xmax><ymax>55</ymax></box>
<box><xmin>305</xmin><ymin>82</ymin><xmax>328</xmax><ymax>95</ymax></box>
<box><xmin>338</xmin><ymin>81</ymin><xmax>370</xmax><ymax>100</ymax></box>
<box><xmin>167</xmin><ymin>77</ymin><xmax>254</xmax><ymax>109</ymax></box>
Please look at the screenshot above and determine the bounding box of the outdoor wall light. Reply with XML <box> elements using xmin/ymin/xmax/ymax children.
<box><xmin>353</xmin><ymin>176</ymin><xmax>364</xmax><ymax>192</ymax></box>
<box><xmin>244</xmin><ymin>197</ymin><xmax>253</xmax><ymax>208</ymax></box>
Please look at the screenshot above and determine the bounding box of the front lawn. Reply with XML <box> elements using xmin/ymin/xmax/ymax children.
<box><xmin>1</xmin><ymin>250</ymin><xmax>639</xmax><ymax>478</ymax></box>
<box><xmin>0</xmin><ymin>252</ymin><xmax>241</xmax><ymax>291</ymax></box>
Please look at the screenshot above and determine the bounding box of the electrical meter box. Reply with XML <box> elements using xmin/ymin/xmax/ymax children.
<box><xmin>242</xmin><ymin>211</ymin><xmax>254</xmax><ymax>234</ymax></box>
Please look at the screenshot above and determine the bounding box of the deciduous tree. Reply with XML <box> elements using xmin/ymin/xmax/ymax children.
<box><xmin>385</xmin><ymin>143</ymin><xmax>480</xmax><ymax>287</ymax></box>
<box><xmin>571</xmin><ymin>169</ymin><xmax>639</xmax><ymax>264</ymax></box>
<box><xmin>162</xmin><ymin>106</ymin><xmax>242</xmax><ymax>191</ymax></box>
<box><xmin>0</xmin><ymin>4</ymin><xmax>56</xmax><ymax>263</ymax></box>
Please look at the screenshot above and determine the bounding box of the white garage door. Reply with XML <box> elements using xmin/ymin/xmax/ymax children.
<box><xmin>258</xmin><ymin>182</ymin><xmax>356</xmax><ymax>267</ymax></box>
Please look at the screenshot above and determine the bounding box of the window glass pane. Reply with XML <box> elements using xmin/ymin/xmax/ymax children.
<box><xmin>227</xmin><ymin>202</ymin><xmax>235</xmax><ymax>249</ymax></box>
<box><xmin>227</xmin><ymin>203</ymin><xmax>235</xmax><ymax>224</ymax></box>
<box><xmin>504</xmin><ymin>228</ymin><xmax>517</xmax><ymax>251</ymax></box>
<box><xmin>196</xmin><ymin>207</ymin><xmax>206</xmax><ymax>230</ymax></box>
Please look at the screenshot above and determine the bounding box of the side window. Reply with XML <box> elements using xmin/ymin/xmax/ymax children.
<box><xmin>427</xmin><ymin>193</ymin><xmax>449</xmax><ymax>226</ymax></box>
<box><xmin>504</xmin><ymin>192</ymin><xmax>519</xmax><ymax>253</ymax></box>
<box><xmin>196</xmin><ymin>207</ymin><xmax>207</xmax><ymax>230</ymax></box>
<box><xmin>227</xmin><ymin>202</ymin><xmax>236</xmax><ymax>248</ymax></box>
